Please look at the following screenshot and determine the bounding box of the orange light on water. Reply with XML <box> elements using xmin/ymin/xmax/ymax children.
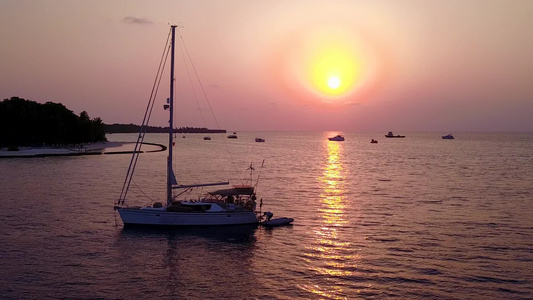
<box><xmin>301</xmin><ymin>137</ymin><xmax>363</xmax><ymax>298</ymax></box>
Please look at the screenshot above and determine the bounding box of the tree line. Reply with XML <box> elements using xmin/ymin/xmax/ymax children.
<box><xmin>0</xmin><ymin>97</ymin><xmax>106</xmax><ymax>147</ymax></box>
<box><xmin>106</xmin><ymin>124</ymin><xmax>226</xmax><ymax>134</ymax></box>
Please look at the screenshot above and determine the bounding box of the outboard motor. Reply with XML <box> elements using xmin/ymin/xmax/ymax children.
<box><xmin>264</xmin><ymin>211</ymin><xmax>273</xmax><ymax>221</ymax></box>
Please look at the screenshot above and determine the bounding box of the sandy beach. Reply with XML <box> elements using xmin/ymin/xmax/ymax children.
<box><xmin>0</xmin><ymin>141</ymin><xmax>126</xmax><ymax>158</ymax></box>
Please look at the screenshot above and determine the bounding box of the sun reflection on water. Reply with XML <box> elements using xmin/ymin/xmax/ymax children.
<box><xmin>299</xmin><ymin>136</ymin><xmax>362</xmax><ymax>299</ymax></box>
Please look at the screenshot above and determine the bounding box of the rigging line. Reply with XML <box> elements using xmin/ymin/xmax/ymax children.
<box><xmin>125</xmin><ymin>42</ymin><xmax>171</xmax><ymax>202</ymax></box>
<box><xmin>177</xmin><ymin>33</ymin><xmax>208</xmax><ymax>130</ymax></box>
<box><xmin>145</xmin><ymin>43</ymin><xmax>171</xmax><ymax>131</ymax></box>
<box><xmin>131</xmin><ymin>30</ymin><xmax>171</xmax><ymax>154</ymax></box>
<box><xmin>176</xmin><ymin>27</ymin><xmax>239</xmax><ymax>177</ymax></box>
<box><xmin>141</xmin><ymin>29</ymin><xmax>172</xmax><ymax>131</ymax></box>
<box><xmin>120</xmin><ymin>35</ymin><xmax>170</xmax><ymax>204</ymax></box>
<box><xmin>175</xmin><ymin>32</ymin><xmax>229</xmax><ymax>180</ymax></box>
<box><xmin>144</xmin><ymin>30</ymin><xmax>172</xmax><ymax>133</ymax></box>
<box><xmin>131</xmin><ymin>179</ymin><xmax>156</xmax><ymax>203</ymax></box>
<box><xmin>124</xmin><ymin>45</ymin><xmax>170</xmax><ymax>204</ymax></box>
<box><xmin>119</xmin><ymin>28</ymin><xmax>172</xmax><ymax>205</ymax></box>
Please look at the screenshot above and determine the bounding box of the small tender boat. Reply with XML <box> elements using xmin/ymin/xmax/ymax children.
<box><xmin>371</xmin><ymin>139</ymin><xmax>378</xmax><ymax>143</ymax></box>
<box><xmin>385</xmin><ymin>131</ymin><xmax>405</xmax><ymax>138</ymax></box>
<box><xmin>260</xmin><ymin>211</ymin><xmax>294</xmax><ymax>227</ymax></box>
<box><xmin>442</xmin><ymin>134</ymin><xmax>454</xmax><ymax>139</ymax></box>
<box><xmin>203</xmin><ymin>137</ymin><xmax>211</xmax><ymax>140</ymax></box>
<box><xmin>262</xmin><ymin>217</ymin><xmax>294</xmax><ymax>227</ymax></box>
<box><xmin>228</xmin><ymin>132</ymin><xmax>238</xmax><ymax>139</ymax></box>
<box><xmin>255</xmin><ymin>138</ymin><xmax>265</xmax><ymax>142</ymax></box>
<box><xmin>328</xmin><ymin>135</ymin><xmax>345</xmax><ymax>141</ymax></box>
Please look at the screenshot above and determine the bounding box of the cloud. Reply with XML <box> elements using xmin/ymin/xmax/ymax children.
<box><xmin>123</xmin><ymin>16</ymin><xmax>152</xmax><ymax>25</ymax></box>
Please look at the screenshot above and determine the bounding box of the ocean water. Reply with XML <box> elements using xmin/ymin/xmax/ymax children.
<box><xmin>1</xmin><ymin>132</ymin><xmax>532</xmax><ymax>299</ymax></box>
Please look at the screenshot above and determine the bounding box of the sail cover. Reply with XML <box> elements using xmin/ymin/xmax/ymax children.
<box><xmin>209</xmin><ymin>186</ymin><xmax>254</xmax><ymax>196</ymax></box>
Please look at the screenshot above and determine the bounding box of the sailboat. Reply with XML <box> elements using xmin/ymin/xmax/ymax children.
<box><xmin>114</xmin><ymin>25</ymin><xmax>259</xmax><ymax>226</ymax></box>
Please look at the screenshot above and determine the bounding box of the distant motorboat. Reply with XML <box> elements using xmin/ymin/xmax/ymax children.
<box><xmin>371</xmin><ymin>139</ymin><xmax>378</xmax><ymax>143</ymax></box>
<box><xmin>328</xmin><ymin>135</ymin><xmax>345</xmax><ymax>141</ymax></box>
<box><xmin>442</xmin><ymin>134</ymin><xmax>454</xmax><ymax>139</ymax></box>
<box><xmin>203</xmin><ymin>137</ymin><xmax>211</xmax><ymax>140</ymax></box>
<box><xmin>385</xmin><ymin>131</ymin><xmax>405</xmax><ymax>138</ymax></box>
<box><xmin>255</xmin><ymin>138</ymin><xmax>265</xmax><ymax>142</ymax></box>
<box><xmin>228</xmin><ymin>132</ymin><xmax>238</xmax><ymax>139</ymax></box>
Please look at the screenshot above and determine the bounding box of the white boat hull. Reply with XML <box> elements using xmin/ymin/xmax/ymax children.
<box><xmin>117</xmin><ymin>207</ymin><xmax>259</xmax><ymax>226</ymax></box>
<box><xmin>261</xmin><ymin>217</ymin><xmax>294</xmax><ymax>227</ymax></box>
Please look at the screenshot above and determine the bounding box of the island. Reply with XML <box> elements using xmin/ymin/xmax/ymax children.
<box><xmin>0</xmin><ymin>97</ymin><xmax>171</xmax><ymax>158</ymax></box>
<box><xmin>0</xmin><ymin>97</ymin><xmax>106</xmax><ymax>149</ymax></box>
<box><xmin>0</xmin><ymin>96</ymin><xmax>225</xmax><ymax>156</ymax></box>
<box><xmin>105</xmin><ymin>124</ymin><xmax>226</xmax><ymax>134</ymax></box>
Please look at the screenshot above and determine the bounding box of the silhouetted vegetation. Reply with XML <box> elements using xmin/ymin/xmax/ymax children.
<box><xmin>175</xmin><ymin>127</ymin><xmax>226</xmax><ymax>134</ymax></box>
<box><xmin>105</xmin><ymin>124</ymin><xmax>226</xmax><ymax>134</ymax></box>
<box><xmin>0</xmin><ymin>97</ymin><xmax>106</xmax><ymax>147</ymax></box>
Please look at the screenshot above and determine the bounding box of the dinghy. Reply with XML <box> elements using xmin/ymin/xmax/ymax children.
<box><xmin>262</xmin><ymin>217</ymin><xmax>294</xmax><ymax>227</ymax></box>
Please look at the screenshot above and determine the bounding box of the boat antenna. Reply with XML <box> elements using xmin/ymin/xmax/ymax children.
<box><xmin>247</xmin><ymin>162</ymin><xmax>255</xmax><ymax>186</ymax></box>
<box><xmin>254</xmin><ymin>159</ymin><xmax>265</xmax><ymax>190</ymax></box>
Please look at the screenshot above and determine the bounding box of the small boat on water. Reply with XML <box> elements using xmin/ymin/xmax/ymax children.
<box><xmin>255</xmin><ymin>138</ymin><xmax>265</xmax><ymax>142</ymax></box>
<box><xmin>328</xmin><ymin>135</ymin><xmax>345</xmax><ymax>141</ymax></box>
<box><xmin>203</xmin><ymin>137</ymin><xmax>211</xmax><ymax>140</ymax></box>
<box><xmin>371</xmin><ymin>139</ymin><xmax>378</xmax><ymax>143</ymax></box>
<box><xmin>262</xmin><ymin>217</ymin><xmax>294</xmax><ymax>227</ymax></box>
<box><xmin>442</xmin><ymin>134</ymin><xmax>454</xmax><ymax>139</ymax></box>
<box><xmin>228</xmin><ymin>132</ymin><xmax>238</xmax><ymax>139</ymax></box>
<box><xmin>385</xmin><ymin>131</ymin><xmax>405</xmax><ymax>138</ymax></box>
<box><xmin>260</xmin><ymin>212</ymin><xmax>294</xmax><ymax>227</ymax></box>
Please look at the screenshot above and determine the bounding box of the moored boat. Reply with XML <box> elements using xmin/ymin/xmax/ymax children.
<box><xmin>261</xmin><ymin>217</ymin><xmax>294</xmax><ymax>227</ymax></box>
<box><xmin>114</xmin><ymin>25</ymin><xmax>267</xmax><ymax>227</ymax></box>
<box><xmin>255</xmin><ymin>138</ymin><xmax>265</xmax><ymax>142</ymax></box>
<box><xmin>260</xmin><ymin>211</ymin><xmax>294</xmax><ymax>227</ymax></box>
<box><xmin>385</xmin><ymin>131</ymin><xmax>405</xmax><ymax>138</ymax></box>
<box><xmin>442</xmin><ymin>134</ymin><xmax>454</xmax><ymax>139</ymax></box>
<box><xmin>328</xmin><ymin>135</ymin><xmax>345</xmax><ymax>141</ymax></box>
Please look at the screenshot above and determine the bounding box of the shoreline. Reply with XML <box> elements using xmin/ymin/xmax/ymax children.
<box><xmin>0</xmin><ymin>141</ymin><xmax>166</xmax><ymax>158</ymax></box>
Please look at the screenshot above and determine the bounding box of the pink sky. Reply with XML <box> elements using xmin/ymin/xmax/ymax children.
<box><xmin>1</xmin><ymin>0</ymin><xmax>532</xmax><ymax>132</ymax></box>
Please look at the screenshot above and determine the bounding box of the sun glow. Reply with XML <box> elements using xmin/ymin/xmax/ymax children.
<box><xmin>328</xmin><ymin>76</ymin><xmax>341</xmax><ymax>89</ymax></box>
<box><xmin>270</xmin><ymin>24</ymin><xmax>384</xmax><ymax>107</ymax></box>
<box><xmin>307</xmin><ymin>39</ymin><xmax>361</xmax><ymax>97</ymax></box>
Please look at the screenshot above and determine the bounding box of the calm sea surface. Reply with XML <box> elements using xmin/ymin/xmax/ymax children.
<box><xmin>1</xmin><ymin>132</ymin><xmax>532</xmax><ymax>299</ymax></box>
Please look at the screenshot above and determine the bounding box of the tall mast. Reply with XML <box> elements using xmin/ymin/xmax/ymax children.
<box><xmin>167</xmin><ymin>25</ymin><xmax>176</xmax><ymax>205</ymax></box>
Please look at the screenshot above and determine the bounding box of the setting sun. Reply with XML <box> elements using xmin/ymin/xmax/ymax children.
<box><xmin>328</xmin><ymin>76</ymin><xmax>341</xmax><ymax>89</ymax></box>
<box><xmin>273</xmin><ymin>25</ymin><xmax>382</xmax><ymax>106</ymax></box>
<box><xmin>299</xmin><ymin>27</ymin><xmax>366</xmax><ymax>99</ymax></box>
<box><xmin>309</xmin><ymin>44</ymin><xmax>360</xmax><ymax>97</ymax></box>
